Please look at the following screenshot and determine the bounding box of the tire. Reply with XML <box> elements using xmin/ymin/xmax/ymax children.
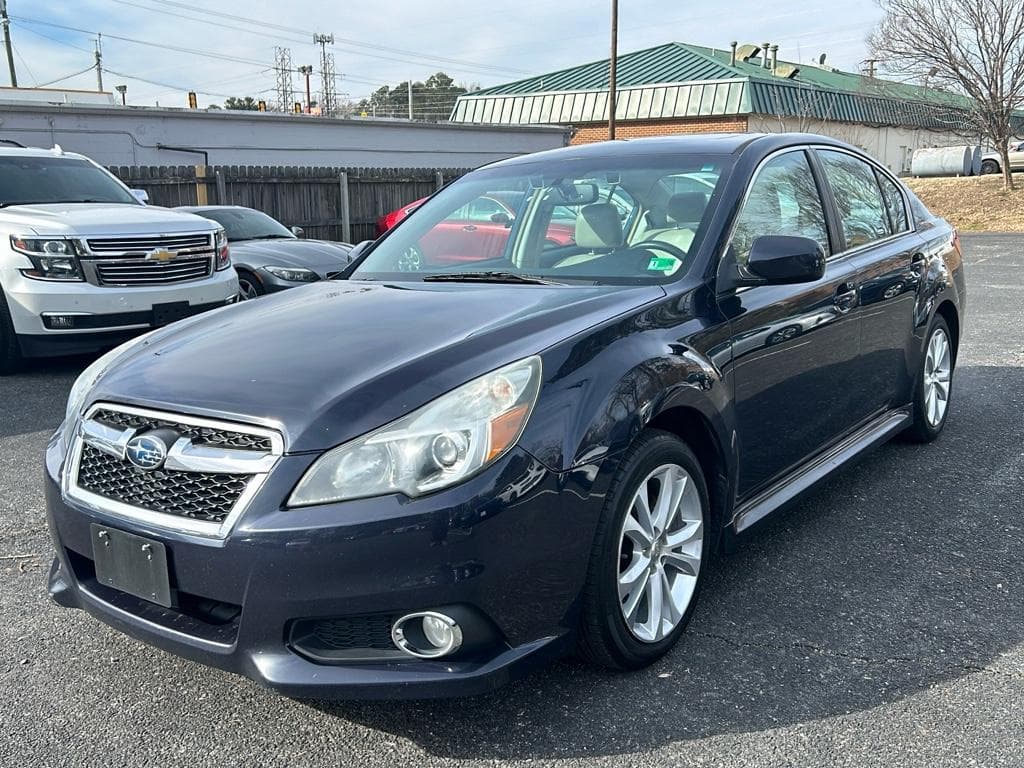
<box><xmin>236</xmin><ymin>270</ymin><xmax>264</xmax><ymax>301</ymax></box>
<box><xmin>904</xmin><ymin>316</ymin><xmax>955</xmax><ymax>442</ymax></box>
<box><xmin>577</xmin><ymin>429</ymin><xmax>711</xmax><ymax>670</ymax></box>
<box><xmin>0</xmin><ymin>288</ymin><xmax>22</xmax><ymax>375</ymax></box>
<box><xmin>980</xmin><ymin>159</ymin><xmax>999</xmax><ymax>175</ymax></box>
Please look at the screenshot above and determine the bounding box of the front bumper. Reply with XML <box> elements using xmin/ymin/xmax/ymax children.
<box><xmin>44</xmin><ymin>435</ymin><xmax>607</xmax><ymax>699</ymax></box>
<box><xmin>3</xmin><ymin>265</ymin><xmax>238</xmax><ymax>356</ymax></box>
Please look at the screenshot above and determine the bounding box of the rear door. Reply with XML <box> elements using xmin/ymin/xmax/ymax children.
<box><xmin>814</xmin><ymin>149</ymin><xmax>922</xmax><ymax>416</ymax></box>
<box><xmin>720</xmin><ymin>148</ymin><xmax>866</xmax><ymax>498</ymax></box>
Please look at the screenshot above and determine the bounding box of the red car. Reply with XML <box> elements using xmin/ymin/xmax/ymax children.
<box><xmin>377</xmin><ymin>194</ymin><xmax>577</xmax><ymax>267</ymax></box>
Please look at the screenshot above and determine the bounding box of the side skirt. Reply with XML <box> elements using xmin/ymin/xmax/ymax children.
<box><xmin>731</xmin><ymin>408</ymin><xmax>911</xmax><ymax>534</ymax></box>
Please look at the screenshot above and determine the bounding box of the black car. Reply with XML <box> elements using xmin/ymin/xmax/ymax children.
<box><xmin>46</xmin><ymin>134</ymin><xmax>965</xmax><ymax>699</ymax></box>
<box><xmin>178</xmin><ymin>206</ymin><xmax>352</xmax><ymax>299</ymax></box>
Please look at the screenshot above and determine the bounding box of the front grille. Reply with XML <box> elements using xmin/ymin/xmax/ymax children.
<box><xmin>94</xmin><ymin>257</ymin><xmax>212</xmax><ymax>286</ymax></box>
<box><xmin>78</xmin><ymin>445</ymin><xmax>248</xmax><ymax>523</ymax></box>
<box><xmin>86</xmin><ymin>233</ymin><xmax>213</xmax><ymax>254</ymax></box>
<box><xmin>93</xmin><ymin>409</ymin><xmax>274</xmax><ymax>451</ymax></box>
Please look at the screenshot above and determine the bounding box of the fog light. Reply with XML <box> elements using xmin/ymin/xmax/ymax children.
<box><xmin>391</xmin><ymin>611</ymin><xmax>463</xmax><ymax>659</ymax></box>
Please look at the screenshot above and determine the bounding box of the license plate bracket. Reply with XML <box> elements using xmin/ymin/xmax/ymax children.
<box><xmin>152</xmin><ymin>301</ymin><xmax>191</xmax><ymax>326</ymax></box>
<box><xmin>91</xmin><ymin>524</ymin><xmax>173</xmax><ymax>607</ymax></box>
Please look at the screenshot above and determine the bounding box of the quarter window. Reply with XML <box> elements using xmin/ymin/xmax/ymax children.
<box><xmin>875</xmin><ymin>171</ymin><xmax>909</xmax><ymax>233</ymax></box>
<box><xmin>731</xmin><ymin>151</ymin><xmax>829</xmax><ymax>265</ymax></box>
<box><xmin>818</xmin><ymin>150</ymin><xmax>892</xmax><ymax>249</ymax></box>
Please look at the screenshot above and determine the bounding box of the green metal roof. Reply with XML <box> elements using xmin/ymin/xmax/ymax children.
<box><xmin>464</xmin><ymin>42</ymin><xmax>979</xmax><ymax>129</ymax></box>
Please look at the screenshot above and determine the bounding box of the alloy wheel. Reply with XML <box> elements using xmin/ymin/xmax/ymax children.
<box><xmin>923</xmin><ymin>327</ymin><xmax>952</xmax><ymax>427</ymax></box>
<box><xmin>617</xmin><ymin>463</ymin><xmax>704</xmax><ymax>643</ymax></box>
<box><xmin>238</xmin><ymin>278</ymin><xmax>259</xmax><ymax>301</ymax></box>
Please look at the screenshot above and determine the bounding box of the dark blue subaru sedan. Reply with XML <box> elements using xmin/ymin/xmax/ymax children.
<box><xmin>44</xmin><ymin>134</ymin><xmax>965</xmax><ymax>699</ymax></box>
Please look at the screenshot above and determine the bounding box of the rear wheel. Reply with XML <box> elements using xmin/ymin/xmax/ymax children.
<box><xmin>904</xmin><ymin>316</ymin><xmax>954</xmax><ymax>442</ymax></box>
<box><xmin>577</xmin><ymin>430</ymin><xmax>710</xmax><ymax>670</ymax></box>
<box><xmin>980</xmin><ymin>159</ymin><xmax>999</xmax><ymax>175</ymax></box>
<box><xmin>0</xmin><ymin>288</ymin><xmax>22</xmax><ymax>375</ymax></box>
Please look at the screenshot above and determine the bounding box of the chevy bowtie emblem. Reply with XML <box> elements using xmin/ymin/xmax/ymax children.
<box><xmin>146</xmin><ymin>248</ymin><xmax>176</xmax><ymax>262</ymax></box>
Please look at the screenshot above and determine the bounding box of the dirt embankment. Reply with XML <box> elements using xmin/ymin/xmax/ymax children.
<box><xmin>905</xmin><ymin>173</ymin><xmax>1024</xmax><ymax>232</ymax></box>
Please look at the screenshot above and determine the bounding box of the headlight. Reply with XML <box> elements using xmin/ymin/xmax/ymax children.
<box><xmin>58</xmin><ymin>331</ymin><xmax>158</xmax><ymax>452</ymax></box>
<box><xmin>288</xmin><ymin>356</ymin><xmax>542</xmax><ymax>506</ymax></box>
<box><xmin>11</xmin><ymin>236</ymin><xmax>83</xmax><ymax>281</ymax></box>
<box><xmin>214</xmin><ymin>228</ymin><xmax>231</xmax><ymax>270</ymax></box>
<box><xmin>264</xmin><ymin>266</ymin><xmax>319</xmax><ymax>282</ymax></box>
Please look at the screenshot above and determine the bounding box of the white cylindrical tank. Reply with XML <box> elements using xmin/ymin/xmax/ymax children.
<box><xmin>970</xmin><ymin>145</ymin><xmax>982</xmax><ymax>175</ymax></box>
<box><xmin>911</xmin><ymin>146</ymin><xmax>973</xmax><ymax>177</ymax></box>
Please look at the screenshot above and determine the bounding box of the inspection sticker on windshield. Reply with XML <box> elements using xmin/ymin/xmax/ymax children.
<box><xmin>647</xmin><ymin>255</ymin><xmax>682</xmax><ymax>275</ymax></box>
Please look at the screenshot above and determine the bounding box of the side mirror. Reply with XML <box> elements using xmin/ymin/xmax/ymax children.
<box><xmin>347</xmin><ymin>240</ymin><xmax>373</xmax><ymax>263</ymax></box>
<box><xmin>129</xmin><ymin>189</ymin><xmax>149</xmax><ymax>204</ymax></box>
<box><xmin>290</xmin><ymin>226</ymin><xmax>305</xmax><ymax>238</ymax></box>
<box><xmin>744</xmin><ymin>235</ymin><xmax>825</xmax><ymax>285</ymax></box>
<box><xmin>490</xmin><ymin>211</ymin><xmax>512</xmax><ymax>226</ymax></box>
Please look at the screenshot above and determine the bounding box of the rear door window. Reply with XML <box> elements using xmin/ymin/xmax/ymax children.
<box><xmin>875</xmin><ymin>172</ymin><xmax>909</xmax><ymax>233</ymax></box>
<box><xmin>817</xmin><ymin>150</ymin><xmax>892</xmax><ymax>249</ymax></box>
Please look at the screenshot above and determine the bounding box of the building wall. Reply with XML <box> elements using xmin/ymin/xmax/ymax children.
<box><xmin>570</xmin><ymin>115</ymin><xmax>749</xmax><ymax>144</ymax></box>
<box><xmin>0</xmin><ymin>102</ymin><xmax>570</xmax><ymax>168</ymax></box>
<box><xmin>747</xmin><ymin>114</ymin><xmax>973</xmax><ymax>174</ymax></box>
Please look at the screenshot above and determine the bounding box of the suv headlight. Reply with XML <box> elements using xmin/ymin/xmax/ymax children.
<box><xmin>214</xmin><ymin>228</ymin><xmax>231</xmax><ymax>270</ymax></box>
<box><xmin>288</xmin><ymin>356</ymin><xmax>542</xmax><ymax>506</ymax></box>
<box><xmin>11</xmin><ymin>236</ymin><xmax>83</xmax><ymax>281</ymax></box>
<box><xmin>264</xmin><ymin>265</ymin><xmax>319</xmax><ymax>282</ymax></box>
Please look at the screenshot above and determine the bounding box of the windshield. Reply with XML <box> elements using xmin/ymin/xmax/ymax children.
<box><xmin>351</xmin><ymin>154</ymin><xmax>731</xmax><ymax>285</ymax></box>
<box><xmin>0</xmin><ymin>156</ymin><xmax>138</xmax><ymax>206</ymax></box>
<box><xmin>194</xmin><ymin>208</ymin><xmax>294</xmax><ymax>241</ymax></box>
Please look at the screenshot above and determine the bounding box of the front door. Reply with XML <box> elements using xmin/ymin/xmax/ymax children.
<box><xmin>719</xmin><ymin>149</ymin><xmax>865</xmax><ymax>498</ymax></box>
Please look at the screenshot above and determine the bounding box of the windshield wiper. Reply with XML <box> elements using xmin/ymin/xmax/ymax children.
<box><xmin>421</xmin><ymin>271</ymin><xmax>562</xmax><ymax>285</ymax></box>
<box><xmin>252</xmin><ymin>234</ymin><xmax>294</xmax><ymax>240</ymax></box>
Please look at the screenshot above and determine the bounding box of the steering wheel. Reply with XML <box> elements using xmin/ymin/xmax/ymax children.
<box><xmin>634</xmin><ymin>240</ymin><xmax>688</xmax><ymax>261</ymax></box>
<box><xmin>397</xmin><ymin>244</ymin><xmax>424</xmax><ymax>272</ymax></box>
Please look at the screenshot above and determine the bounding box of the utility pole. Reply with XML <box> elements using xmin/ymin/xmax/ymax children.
<box><xmin>1</xmin><ymin>0</ymin><xmax>17</xmax><ymax>88</ymax></box>
<box><xmin>407</xmin><ymin>79</ymin><xmax>413</xmax><ymax>120</ymax></box>
<box><xmin>94</xmin><ymin>34</ymin><xmax>103</xmax><ymax>92</ymax></box>
<box><xmin>608</xmin><ymin>0</ymin><xmax>618</xmax><ymax>140</ymax></box>
<box><xmin>298</xmin><ymin>65</ymin><xmax>313</xmax><ymax>113</ymax></box>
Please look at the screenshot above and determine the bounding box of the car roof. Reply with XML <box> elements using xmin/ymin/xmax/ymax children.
<box><xmin>485</xmin><ymin>132</ymin><xmax>853</xmax><ymax>170</ymax></box>
<box><xmin>0</xmin><ymin>144</ymin><xmax>92</xmax><ymax>161</ymax></box>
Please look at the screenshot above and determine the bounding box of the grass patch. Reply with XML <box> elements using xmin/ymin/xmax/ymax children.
<box><xmin>905</xmin><ymin>173</ymin><xmax>1024</xmax><ymax>232</ymax></box>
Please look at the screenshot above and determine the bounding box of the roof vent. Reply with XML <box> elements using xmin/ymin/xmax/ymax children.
<box><xmin>775</xmin><ymin>64</ymin><xmax>800</xmax><ymax>79</ymax></box>
<box><xmin>762</xmin><ymin>43</ymin><xmax>771</xmax><ymax>68</ymax></box>
<box><xmin>736</xmin><ymin>44</ymin><xmax>761</xmax><ymax>62</ymax></box>
<box><xmin>818</xmin><ymin>53</ymin><xmax>827</xmax><ymax>65</ymax></box>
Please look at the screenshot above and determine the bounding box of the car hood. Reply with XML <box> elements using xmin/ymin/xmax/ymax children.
<box><xmin>92</xmin><ymin>280</ymin><xmax>665</xmax><ymax>452</ymax></box>
<box><xmin>1</xmin><ymin>203</ymin><xmax>218</xmax><ymax>236</ymax></box>
<box><xmin>229</xmin><ymin>238</ymin><xmax>352</xmax><ymax>275</ymax></box>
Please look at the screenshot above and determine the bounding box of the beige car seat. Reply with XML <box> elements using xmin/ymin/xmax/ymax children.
<box><xmin>642</xmin><ymin>192</ymin><xmax>707</xmax><ymax>253</ymax></box>
<box><xmin>554</xmin><ymin>203</ymin><xmax>624</xmax><ymax>268</ymax></box>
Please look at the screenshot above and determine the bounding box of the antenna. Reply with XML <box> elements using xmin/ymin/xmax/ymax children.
<box><xmin>313</xmin><ymin>33</ymin><xmax>336</xmax><ymax>116</ymax></box>
<box><xmin>274</xmin><ymin>47</ymin><xmax>295</xmax><ymax>112</ymax></box>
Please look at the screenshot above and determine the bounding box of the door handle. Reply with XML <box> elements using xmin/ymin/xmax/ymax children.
<box><xmin>462</xmin><ymin>225</ymin><xmax>477</xmax><ymax>232</ymax></box>
<box><xmin>834</xmin><ymin>282</ymin><xmax>858</xmax><ymax>312</ymax></box>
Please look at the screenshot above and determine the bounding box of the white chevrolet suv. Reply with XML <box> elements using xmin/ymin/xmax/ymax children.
<box><xmin>0</xmin><ymin>145</ymin><xmax>238</xmax><ymax>373</ymax></box>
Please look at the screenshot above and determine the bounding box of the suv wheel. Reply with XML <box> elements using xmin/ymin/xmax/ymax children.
<box><xmin>577</xmin><ymin>430</ymin><xmax>710</xmax><ymax>670</ymax></box>
<box><xmin>0</xmin><ymin>288</ymin><xmax>22</xmax><ymax>375</ymax></box>
<box><xmin>980</xmin><ymin>159</ymin><xmax>999</xmax><ymax>175</ymax></box>
<box><xmin>905</xmin><ymin>316</ymin><xmax>954</xmax><ymax>442</ymax></box>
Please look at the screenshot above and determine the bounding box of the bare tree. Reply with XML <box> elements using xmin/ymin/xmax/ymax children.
<box><xmin>870</xmin><ymin>0</ymin><xmax>1024</xmax><ymax>188</ymax></box>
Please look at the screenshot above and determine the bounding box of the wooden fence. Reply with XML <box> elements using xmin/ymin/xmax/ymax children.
<box><xmin>108</xmin><ymin>165</ymin><xmax>473</xmax><ymax>243</ymax></box>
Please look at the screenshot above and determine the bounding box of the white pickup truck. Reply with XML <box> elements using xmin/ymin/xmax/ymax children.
<box><xmin>0</xmin><ymin>144</ymin><xmax>238</xmax><ymax>373</ymax></box>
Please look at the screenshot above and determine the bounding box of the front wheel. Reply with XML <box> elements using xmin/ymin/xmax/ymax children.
<box><xmin>980</xmin><ymin>159</ymin><xmax>999</xmax><ymax>175</ymax></box>
<box><xmin>0</xmin><ymin>288</ymin><xmax>22</xmax><ymax>375</ymax></box>
<box><xmin>904</xmin><ymin>316</ymin><xmax>954</xmax><ymax>442</ymax></box>
<box><xmin>236</xmin><ymin>270</ymin><xmax>264</xmax><ymax>301</ymax></box>
<box><xmin>577</xmin><ymin>430</ymin><xmax>710</xmax><ymax>670</ymax></box>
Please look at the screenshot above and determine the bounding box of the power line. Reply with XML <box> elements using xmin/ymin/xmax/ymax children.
<box><xmin>35</xmin><ymin>64</ymin><xmax>94</xmax><ymax>88</ymax></box>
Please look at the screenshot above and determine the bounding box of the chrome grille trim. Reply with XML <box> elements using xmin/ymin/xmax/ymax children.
<box><xmin>94</xmin><ymin>257</ymin><xmax>213</xmax><ymax>286</ymax></box>
<box><xmin>63</xmin><ymin>403</ymin><xmax>285</xmax><ymax>540</ymax></box>
<box><xmin>85</xmin><ymin>233</ymin><xmax>214</xmax><ymax>254</ymax></box>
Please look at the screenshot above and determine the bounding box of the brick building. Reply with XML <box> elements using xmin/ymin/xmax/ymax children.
<box><xmin>450</xmin><ymin>42</ymin><xmax>983</xmax><ymax>173</ymax></box>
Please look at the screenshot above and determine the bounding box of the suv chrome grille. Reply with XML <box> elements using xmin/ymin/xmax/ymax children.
<box><xmin>94</xmin><ymin>257</ymin><xmax>212</xmax><ymax>286</ymax></box>
<box><xmin>66</xmin><ymin>404</ymin><xmax>283</xmax><ymax>538</ymax></box>
<box><xmin>86</xmin><ymin>233</ymin><xmax>213</xmax><ymax>254</ymax></box>
<box><xmin>78</xmin><ymin>445</ymin><xmax>248</xmax><ymax>523</ymax></box>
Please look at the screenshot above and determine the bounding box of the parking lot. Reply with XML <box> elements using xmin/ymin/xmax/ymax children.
<box><xmin>0</xmin><ymin>233</ymin><xmax>1021</xmax><ymax>767</ymax></box>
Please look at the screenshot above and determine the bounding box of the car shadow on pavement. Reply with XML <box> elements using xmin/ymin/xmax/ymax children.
<box><xmin>0</xmin><ymin>355</ymin><xmax>91</xmax><ymax>440</ymax></box>
<box><xmin>312</xmin><ymin>364</ymin><xmax>1023</xmax><ymax>759</ymax></box>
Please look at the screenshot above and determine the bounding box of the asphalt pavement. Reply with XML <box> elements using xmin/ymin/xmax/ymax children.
<box><xmin>1</xmin><ymin>234</ymin><xmax>1021</xmax><ymax>767</ymax></box>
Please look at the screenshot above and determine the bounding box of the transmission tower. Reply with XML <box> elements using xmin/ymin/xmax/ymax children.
<box><xmin>313</xmin><ymin>33</ymin><xmax>336</xmax><ymax>116</ymax></box>
<box><xmin>274</xmin><ymin>47</ymin><xmax>294</xmax><ymax>112</ymax></box>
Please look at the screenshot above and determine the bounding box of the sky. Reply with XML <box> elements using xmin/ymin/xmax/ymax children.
<box><xmin>4</xmin><ymin>0</ymin><xmax>886</xmax><ymax>108</ymax></box>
